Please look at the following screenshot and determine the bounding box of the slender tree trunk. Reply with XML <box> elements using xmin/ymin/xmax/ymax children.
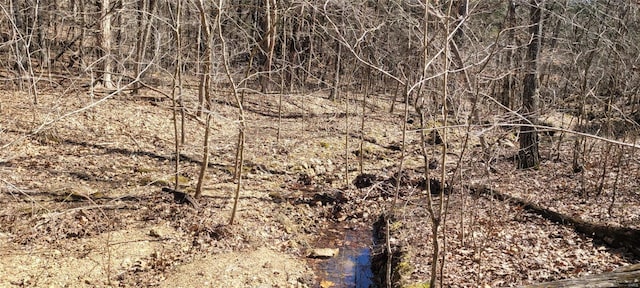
<box><xmin>330</xmin><ymin>41</ymin><xmax>341</xmax><ymax>101</ymax></box>
<box><xmin>500</xmin><ymin>0</ymin><xmax>517</xmax><ymax>109</ymax></box>
<box><xmin>518</xmin><ymin>0</ymin><xmax>544</xmax><ymax>169</ymax></box>
<box><xmin>171</xmin><ymin>0</ymin><xmax>182</xmax><ymax>190</ymax></box>
<box><xmin>195</xmin><ymin>114</ymin><xmax>211</xmax><ymax>198</ymax></box>
<box><xmin>260</xmin><ymin>0</ymin><xmax>277</xmax><ymax>93</ymax></box>
<box><xmin>389</xmin><ymin>81</ymin><xmax>400</xmax><ymax>113</ymax></box>
<box><xmin>344</xmin><ymin>90</ymin><xmax>349</xmax><ymax>186</ymax></box>
<box><xmin>453</xmin><ymin>0</ymin><xmax>467</xmax><ymax>44</ymax></box>
<box><xmin>133</xmin><ymin>0</ymin><xmax>157</xmax><ymax>94</ymax></box>
<box><xmin>219</xmin><ymin>0</ymin><xmax>246</xmax><ymax>225</ymax></box>
<box><xmin>358</xmin><ymin>68</ymin><xmax>370</xmax><ymax>174</ymax></box>
<box><xmin>195</xmin><ymin>0</ymin><xmax>211</xmax><ymax>116</ymax></box>
<box><xmin>10</xmin><ymin>0</ymin><xmax>25</xmax><ymax>91</ymax></box>
<box><xmin>195</xmin><ymin>0</ymin><xmax>213</xmax><ymax>199</ymax></box>
<box><xmin>277</xmin><ymin>15</ymin><xmax>287</xmax><ymax>142</ymax></box>
<box><xmin>305</xmin><ymin>8</ymin><xmax>316</xmax><ymax>86</ymax></box>
<box><xmin>78</xmin><ymin>0</ymin><xmax>87</xmax><ymax>70</ymax></box>
<box><xmin>100</xmin><ymin>0</ymin><xmax>114</xmax><ymax>89</ymax></box>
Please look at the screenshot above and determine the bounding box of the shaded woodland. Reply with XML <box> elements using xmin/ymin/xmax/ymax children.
<box><xmin>3</xmin><ymin>0</ymin><xmax>640</xmax><ymax>132</ymax></box>
<box><xmin>1</xmin><ymin>0</ymin><xmax>640</xmax><ymax>287</ymax></box>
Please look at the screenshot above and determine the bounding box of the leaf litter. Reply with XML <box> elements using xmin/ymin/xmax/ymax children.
<box><xmin>0</xmin><ymin>90</ymin><xmax>638</xmax><ymax>287</ymax></box>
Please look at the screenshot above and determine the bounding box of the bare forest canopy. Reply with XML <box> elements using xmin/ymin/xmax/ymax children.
<box><xmin>2</xmin><ymin>0</ymin><xmax>639</xmax><ymax>133</ymax></box>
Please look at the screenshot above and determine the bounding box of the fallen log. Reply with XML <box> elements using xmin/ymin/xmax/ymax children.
<box><xmin>520</xmin><ymin>263</ymin><xmax>640</xmax><ymax>288</ymax></box>
<box><xmin>467</xmin><ymin>184</ymin><xmax>640</xmax><ymax>258</ymax></box>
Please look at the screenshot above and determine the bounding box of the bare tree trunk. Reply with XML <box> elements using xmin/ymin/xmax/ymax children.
<box><xmin>358</xmin><ymin>68</ymin><xmax>370</xmax><ymax>174</ymax></box>
<box><xmin>518</xmin><ymin>0</ymin><xmax>543</xmax><ymax>169</ymax></box>
<box><xmin>277</xmin><ymin>15</ymin><xmax>287</xmax><ymax>143</ymax></box>
<box><xmin>260</xmin><ymin>0</ymin><xmax>277</xmax><ymax>93</ymax></box>
<box><xmin>389</xmin><ymin>81</ymin><xmax>400</xmax><ymax>113</ymax></box>
<box><xmin>195</xmin><ymin>0</ymin><xmax>213</xmax><ymax>199</ymax></box>
<box><xmin>305</xmin><ymin>8</ymin><xmax>316</xmax><ymax>86</ymax></box>
<box><xmin>132</xmin><ymin>0</ymin><xmax>157</xmax><ymax>94</ymax></box>
<box><xmin>29</xmin><ymin>0</ymin><xmax>41</xmax><ymax>102</ymax></box>
<box><xmin>219</xmin><ymin>0</ymin><xmax>246</xmax><ymax>225</ymax></box>
<box><xmin>344</xmin><ymin>90</ymin><xmax>349</xmax><ymax>186</ymax></box>
<box><xmin>78</xmin><ymin>0</ymin><xmax>88</xmax><ymax>71</ymax></box>
<box><xmin>500</xmin><ymin>0</ymin><xmax>517</xmax><ymax>109</ymax></box>
<box><xmin>521</xmin><ymin>264</ymin><xmax>640</xmax><ymax>288</ymax></box>
<box><xmin>330</xmin><ymin>41</ymin><xmax>341</xmax><ymax>101</ymax></box>
<box><xmin>195</xmin><ymin>0</ymin><xmax>211</xmax><ymax>116</ymax></box>
<box><xmin>100</xmin><ymin>0</ymin><xmax>114</xmax><ymax>89</ymax></box>
<box><xmin>453</xmin><ymin>0</ymin><xmax>467</xmax><ymax>44</ymax></box>
<box><xmin>195</xmin><ymin>113</ymin><xmax>211</xmax><ymax>198</ymax></box>
<box><xmin>171</xmin><ymin>0</ymin><xmax>182</xmax><ymax>190</ymax></box>
<box><xmin>9</xmin><ymin>0</ymin><xmax>37</xmax><ymax>100</ymax></box>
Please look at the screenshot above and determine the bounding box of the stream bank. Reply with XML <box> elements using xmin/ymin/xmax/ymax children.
<box><xmin>371</xmin><ymin>213</ymin><xmax>407</xmax><ymax>288</ymax></box>
<box><xmin>306</xmin><ymin>212</ymin><xmax>408</xmax><ymax>288</ymax></box>
<box><xmin>310</xmin><ymin>227</ymin><xmax>375</xmax><ymax>287</ymax></box>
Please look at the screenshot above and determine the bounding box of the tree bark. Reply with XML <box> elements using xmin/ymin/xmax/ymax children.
<box><xmin>260</xmin><ymin>0</ymin><xmax>277</xmax><ymax>92</ymax></box>
<box><xmin>453</xmin><ymin>0</ymin><xmax>467</xmax><ymax>44</ymax></box>
<box><xmin>520</xmin><ymin>264</ymin><xmax>640</xmax><ymax>288</ymax></box>
<box><xmin>194</xmin><ymin>0</ymin><xmax>213</xmax><ymax>198</ymax></box>
<box><xmin>518</xmin><ymin>0</ymin><xmax>543</xmax><ymax>169</ymax></box>
<box><xmin>330</xmin><ymin>41</ymin><xmax>341</xmax><ymax>101</ymax></box>
<box><xmin>500</xmin><ymin>0</ymin><xmax>517</xmax><ymax>109</ymax></box>
<box><xmin>132</xmin><ymin>0</ymin><xmax>158</xmax><ymax>94</ymax></box>
<box><xmin>100</xmin><ymin>0</ymin><xmax>114</xmax><ymax>89</ymax></box>
<box><xmin>195</xmin><ymin>0</ymin><xmax>211</xmax><ymax>115</ymax></box>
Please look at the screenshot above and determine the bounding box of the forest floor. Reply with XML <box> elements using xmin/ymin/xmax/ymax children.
<box><xmin>0</xmin><ymin>84</ymin><xmax>639</xmax><ymax>287</ymax></box>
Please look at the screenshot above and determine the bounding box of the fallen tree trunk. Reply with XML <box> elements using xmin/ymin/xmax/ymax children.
<box><xmin>520</xmin><ymin>263</ymin><xmax>640</xmax><ymax>288</ymax></box>
<box><xmin>468</xmin><ymin>184</ymin><xmax>640</xmax><ymax>258</ymax></box>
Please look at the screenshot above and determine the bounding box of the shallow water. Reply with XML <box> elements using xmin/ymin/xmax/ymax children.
<box><xmin>313</xmin><ymin>229</ymin><xmax>375</xmax><ymax>288</ymax></box>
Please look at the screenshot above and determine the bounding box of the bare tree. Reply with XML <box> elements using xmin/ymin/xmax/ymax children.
<box><xmin>518</xmin><ymin>0</ymin><xmax>543</xmax><ymax>169</ymax></box>
<box><xmin>219</xmin><ymin>0</ymin><xmax>246</xmax><ymax>226</ymax></box>
<box><xmin>170</xmin><ymin>0</ymin><xmax>183</xmax><ymax>190</ymax></box>
<box><xmin>500</xmin><ymin>0</ymin><xmax>518</xmax><ymax>109</ymax></box>
<box><xmin>194</xmin><ymin>0</ymin><xmax>214</xmax><ymax>199</ymax></box>
<box><xmin>132</xmin><ymin>0</ymin><xmax>158</xmax><ymax>94</ymax></box>
<box><xmin>99</xmin><ymin>0</ymin><xmax>114</xmax><ymax>89</ymax></box>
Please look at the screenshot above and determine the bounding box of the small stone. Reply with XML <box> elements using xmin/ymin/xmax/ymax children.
<box><xmin>308</xmin><ymin>248</ymin><xmax>339</xmax><ymax>258</ymax></box>
<box><xmin>149</xmin><ymin>229</ymin><xmax>162</xmax><ymax>238</ymax></box>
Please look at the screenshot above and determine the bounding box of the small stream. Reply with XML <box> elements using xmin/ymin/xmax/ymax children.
<box><xmin>311</xmin><ymin>229</ymin><xmax>376</xmax><ymax>288</ymax></box>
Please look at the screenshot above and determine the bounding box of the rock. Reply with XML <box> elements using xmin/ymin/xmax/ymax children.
<box><xmin>426</xmin><ymin>129</ymin><xmax>443</xmax><ymax>145</ymax></box>
<box><xmin>268</xmin><ymin>191</ymin><xmax>284</xmax><ymax>203</ymax></box>
<box><xmin>312</xmin><ymin>190</ymin><xmax>346</xmax><ymax>205</ymax></box>
<box><xmin>428</xmin><ymin>159</ymin><xmax>438</xmax><ymax>169</ymax></box>
<box><xmin>297</xmin><ymin>173</ymin><xmax>313</xmax><ymax>186</ymax></box>
<box><xmin>418</xmin><ymin>178</ymin><xmax>452</xmax><ymax>195</ymax></box>
<box><xmin>307</xmin><ymin>248</ymin><xmax>339</xmax><ymax>259</ymax></box>
<box><xmin>353</xmin><ymin>173</ymin><xmax>377</xmax><ymax>188</ymax></box>
<box><xmin>314</xmin><ymin>165</ymin><xmax>327</xmax><ymax>175</ymax></box>
<box><xmin>161</xmin><ymin>187</ymin><xmax>200</xmax><ymax>209</ymax></box>
<box><xmin>149</xmin><ymin>229</ymin><xmax>162</xmax><ymax>238</ymax></box>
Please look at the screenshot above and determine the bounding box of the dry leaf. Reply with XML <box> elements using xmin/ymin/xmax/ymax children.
<box><xmin>320</xmin><ymin>279</ymin><xmax>335</xmax><ymax>288</ymax></box>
